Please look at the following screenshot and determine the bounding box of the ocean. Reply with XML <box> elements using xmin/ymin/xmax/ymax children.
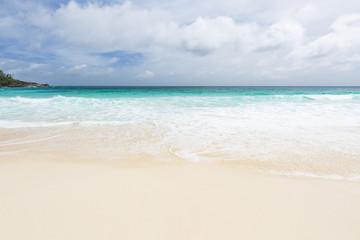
<box><xmin>1</xmin><ymin>86</ymin><xmax>360</xmax><ymax>180</ymax></box>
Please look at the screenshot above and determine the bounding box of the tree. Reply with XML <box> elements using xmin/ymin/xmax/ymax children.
<box><xmin>0</xmin><ymin>69</ymin><xmax>15</xmax><ymax>86</ymax></box>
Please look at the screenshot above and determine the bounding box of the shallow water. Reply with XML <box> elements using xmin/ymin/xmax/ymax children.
<box><xmin>1</xmin><ymin>86</ymin><xmax>360</xmax><ymax>179</ymax></box>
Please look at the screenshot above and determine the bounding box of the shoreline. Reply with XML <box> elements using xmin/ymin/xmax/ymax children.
<box><xmin>1</xmin><ymin>158</ymin><xmax>359</xmax><ymax>240</ymax></box>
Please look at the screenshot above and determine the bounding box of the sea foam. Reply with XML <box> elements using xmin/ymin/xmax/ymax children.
<box><xmin>1</xmin><ymin>87</ymin><xmax>360</xmax><ymax>180</ymax></box>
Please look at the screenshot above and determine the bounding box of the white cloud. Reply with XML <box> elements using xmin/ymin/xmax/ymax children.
<box><xmin>73</xmin><ymin>64</ymin><xmax>87</xmax><ymax>70</ymax></box>
<box><xmin>295</xmin><ymin>3</ymin><xmax>316</xmax><ymax>21</ymax></box>
<box><xmin>43</xmin><ymin>2</ymin><xmax>306</xmax><ymax>57</ymax></box>
<box><xmin>48</xmin><ymin>1</ymin><xmax>178</xmax><ymax>52</ymax></box>
<box><xmin>256</xmin><ymin>20</ymin><xmax>305</xmax><ymax>51</ymax></box>
<box><xmin>180</xmin><ymin>16</ymin><xmax>259</xmax><ymax>55</ymax></box>
<box><xmin>136</xmin><ymin>70</ymin><xmax>154</xmax><ymax>78</ymax></box>
<box><xmin>107</xmin><ymin>57</ymin><xmax>119</xmax><ymax>64</ymax></box>
<box><xmin>1</xmin><ymin>0</ymin><xmax>360</xmax><ymax>85</ymax></box>
<box><xmin>291</xmin><ymin>13</ymin><xmax>360</xmax><ymax>71</ymax></box>
<box><xmin>0</xmin><ymin>16</ymin><xmax>22</xmax><ymax>39</ymax></box>
<box><xmin>27</xmin><ymin>63</ymin><xmax>45</xmax><ymax>70</ymax></box>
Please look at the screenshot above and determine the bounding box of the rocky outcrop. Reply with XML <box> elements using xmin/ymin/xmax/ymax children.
<box><xmin>0</xmin><ymin>79</ymin><xmax>49</xmax><ymax>88</ymax></box>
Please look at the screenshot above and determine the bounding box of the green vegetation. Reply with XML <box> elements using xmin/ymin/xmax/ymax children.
<box><xmin>0</xmin><ymin>69</ymin><xmax>49</xmax><ymax>88</ymax></box>
<box><xmin>0</xmin><ymin>69</ymin><xmax>15</xmax><ymax>87</ymax></box>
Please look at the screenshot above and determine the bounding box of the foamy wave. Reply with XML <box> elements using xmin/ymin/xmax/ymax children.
<box><xmin>0</xmin><ymin>120</ymin><xmax>74</xmax><ymax>128</ymax></box>
<box><xmin>6</xmin><ymin>95</ymin><xmax>103</xmax><ymax>104</ymax></box>
<box><xmin>0</xmin><ymin>120</ymin><xmax>139</xmax><ymax>128</ymax></box>
<box><xmin>2</xmin><ymin>94</ymin><xmax>358</xmax><ymax>107</ymax></box>
<box><xmin>302</xmin><ymin>94</ymin><xmax>355</xmax><ymax>101</ymax></box>
<box><xmin>8</xmin><ymin>96</ymin><xmax>54</xmax><ymax>103</ymax></box>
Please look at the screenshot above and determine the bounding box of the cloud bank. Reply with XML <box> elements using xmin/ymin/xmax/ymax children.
<box><xmin>0</xmin><ymin>0</ymin><xmax>360</xmax><ymax>85</ymax></box>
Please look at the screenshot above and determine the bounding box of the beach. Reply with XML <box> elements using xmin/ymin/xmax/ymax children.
<box><xmin>1</xmin><ymin>86</ymin><xmax>360</xmax><ymax>239</ymax></box>
<box><xmin>2</xmin><ymin>0</ymin><xmax>360</xmax><ymax>237</ymax></box>
<box><xmin>1</xmin><ymin>158</ymin><xmax>360</xmax><ymax>240</ymax></box>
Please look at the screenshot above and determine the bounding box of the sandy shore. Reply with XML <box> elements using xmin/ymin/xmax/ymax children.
<box><xmin>0</xmin><ymin>159</ymin><xmax>359</xmax><ymax>240</ymax></box>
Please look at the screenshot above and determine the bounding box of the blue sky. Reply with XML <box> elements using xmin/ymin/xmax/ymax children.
<box><xmin>1</xmin><ymin>0</ymin><xmax>360</xmax><ymax>85</ymax></box>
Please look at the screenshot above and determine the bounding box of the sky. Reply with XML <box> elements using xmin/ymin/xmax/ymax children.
<box><xmin>0</xmin><ymin>0</ymin><xmax>360</xmax><ymax>86</ymax></box>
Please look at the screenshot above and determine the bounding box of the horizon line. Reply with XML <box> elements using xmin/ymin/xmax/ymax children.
<box><xmin>47</xmin><ymin>85</ymin><xmax>360</xmax><ymax>87</ymax></box>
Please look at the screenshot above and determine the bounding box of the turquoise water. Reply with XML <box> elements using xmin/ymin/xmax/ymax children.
<box><xmin>1</xmin><ymin>87</ymin><xmax>360</xmax><ymax>179</ymax></box>
<box><xmin>1</xmin><ymin>86</ymin><xmax>360</xmax><ymax>124</ymax></box>
<box><xmin>1</xmin><ymin>86</ymin><xmax>360</xmax><ymax>98</ymax></box>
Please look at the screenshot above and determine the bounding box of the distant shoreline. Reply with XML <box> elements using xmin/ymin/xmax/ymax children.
<box><xmin>0</xmin><ymin>69</ymin><xmax>49</xmax><ymax>88</ymax></box>
<box><xmin>30</xmin><ymin>85</ymin><xmax>360</xmax><ymax>88</ymax></box>
<box><xmin>0</xmin><ymin>79</ymin><xmax>49</xmax><ymax>88</ymax></box>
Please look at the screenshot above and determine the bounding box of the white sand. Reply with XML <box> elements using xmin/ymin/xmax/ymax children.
<box><xmin>0</xmin><ymin>159</ymin><xmax>359</xmax><ymax>240</ymax></box>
